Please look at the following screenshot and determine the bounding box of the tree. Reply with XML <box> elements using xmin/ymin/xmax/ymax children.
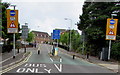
<box><xmin>59</xmin><ymin>30</ymin><xmax>81</xmax><ymax>52</ymax></box>
<box><xmin>26</xmin><ymin>31</ymin><xmax>35</xmax><ymax>42</ymax></box>
<box><xmin>71</xmin><ymin>30</ymin><xmax>81</xmax><ymax>52</ymax></box>
<box><xmin>77</xmin><ymin>1</ymin><xmax>120</xmax><ymax>58</ymax></box>
<box><xmin>1</xmin><ymin>2</ymin><xmax>21</xmax><ymax>43</ymax></box>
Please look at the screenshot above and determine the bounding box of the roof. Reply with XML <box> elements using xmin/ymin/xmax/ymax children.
<box><xmin>32</xmin><ymin>31</ymin><xmax>49</xmax><ymax>35</ymax></box>
<box><xmin>54</xmin><ymin>28</ymin><xmax>67</xmax><ymax>33</ymax></box>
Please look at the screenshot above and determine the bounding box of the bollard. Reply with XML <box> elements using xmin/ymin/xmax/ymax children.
<box><xmin>24</xmin><ymin>47</ymin><xmax>26</xmax><ymax>53</ymax></box>
<box><xmin>17</xmin><ymin>48</ymin><xmax>19</xmax><ymax>53</ymax></box>
<box><xmin>38</xmin><ymin>50</ymin><xmax>40</xmax><ymax>54</ymax></box>
<box><xmin>13</xmin><ymin>56</ymin><xmax>15</xmax><ymax>59</ymax></box>
<box><xmin>73</xmin><ymin>55</ymin><xmax>75</xmax><ymax>59</ymax></box>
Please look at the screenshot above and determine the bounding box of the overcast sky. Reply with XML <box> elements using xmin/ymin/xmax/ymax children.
<box><xmin>2</xmin><ymin>0</ymin><xmax>85</xmax><ymax>35</ymax></box>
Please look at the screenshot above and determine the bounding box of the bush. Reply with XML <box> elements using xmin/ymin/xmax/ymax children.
<box><xmin>2</xmin><ymin>45</ymin><xmax>13</xmax><ymax>53</ymax></box>
<box><xmin>111</xmin><ymin>42</ymin><xmax>120</xmax><ymax>60</ymax></box>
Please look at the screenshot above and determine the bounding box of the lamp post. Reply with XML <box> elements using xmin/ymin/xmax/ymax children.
<box><xmin>64</xmin><ymin>18</ymin><xmax>72</xmax><ymax>51</ymax></box>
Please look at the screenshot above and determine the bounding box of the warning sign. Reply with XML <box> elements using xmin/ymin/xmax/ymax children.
<box><xmin>108</xmin><ymin>30</ymin><xmax>114</xmax><ymax>35</ymax></box>
<box><xmin>9</xmin><ymin>21</ymin><xmax>16</xmax><ymax>28</ymax></box>
<box><xmin>7</xmin><ymin>9</ymin><xmax>18</xmax><ymax>33</ymax></box>
<box><xmin>106</xmin><ymin>18</ymin><xmax>118</xmax><ymax>40</ymax></box>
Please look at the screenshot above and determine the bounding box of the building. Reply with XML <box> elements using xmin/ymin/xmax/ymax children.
<box><xmin>32</xmin><ymin>31</ymin><xmax>50</xmax><ymax>43</ymax></box>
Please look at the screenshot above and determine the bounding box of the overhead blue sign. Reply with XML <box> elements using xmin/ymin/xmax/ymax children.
<box><xmin>10</xmin><ymin>10</ymin><xmax>16</xmax><ymax>16</ymax></box>
<box><xmin>110</xmin><ymin>19</ymin><xmax>115</xmax><ymax>25</ymax></box>
<box><xmin>52</xmin><ymin>30</ymin><xmax>60</xmax><ymax>39</ymax></box>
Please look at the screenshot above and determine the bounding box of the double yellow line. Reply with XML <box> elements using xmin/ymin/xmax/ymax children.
<box><xmin>0</xmin><ymin>51</ymin><xmax>32</xmax><ymax>74</ymax></box>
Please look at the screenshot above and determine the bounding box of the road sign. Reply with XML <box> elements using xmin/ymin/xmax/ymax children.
<box><xmin>9</xmin><ymin>21</ymin><xmax>16</xmax><ymax>28</ymax></box>
<box><xmin>10</xmin><ymin>10</ymin><xmax>16</xmax><ymax>16</ymax></box>
<box><xmin>110</xmin><ymin>19</ymin><xmax>115</xmax><ymax>25</ymax></box>
<box><xmin>22</xmin><ymin>25</ymin><xmax>28</xmax><ymax>39</ymax></box>
<box><xmin>106</xmin><ymin>18</ymin><xmax>118</xmax><ymax>40</ymax></box>
<box><xmin>10</xmin><ymin>17</ymin><xmax>15</xmax><ymax>21</ymax></box>
<box><xmin>7</xmin><ymin>9</ymin><xmax>18</xmax><ymax>33</ymax></box>
<box><xmin>52</xmin><ymin>30</ymin><xmax>60</xmax><ymax>39</ymax></box>
<box><xmin>108</xmin><ymin>30</ymin><xmax>114</xmax><ymax>35</ymax></box>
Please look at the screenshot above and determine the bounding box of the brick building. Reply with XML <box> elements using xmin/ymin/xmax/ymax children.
<box><xmin>32</xmin><ymin>31</ymin><xmax>51</xmax><ymax>43</ymax></box>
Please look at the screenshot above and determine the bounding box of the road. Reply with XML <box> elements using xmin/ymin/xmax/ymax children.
<box><xmin>2</xmin><ymin>44</ymin><xmax>115</xmax><ymax>73</ymax></box>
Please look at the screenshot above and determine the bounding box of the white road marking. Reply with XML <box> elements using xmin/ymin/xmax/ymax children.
<box><xmin>16</xmin><ymin>63</ymin><xmax>52</xmax><ymax>73</ymax></box>
<box><xmin>25</xmin><ymin>68</ymin><xmax>35</xmax><ymax>73</ymax></box>
<box><xmin>50</xmin><ymin>57</ymin><xmax>62</xmax><ymax>72</ymax></box>
<box><xmin>35</xmin><ymin>68</ymin><xmax>44</xmax><ymax>73</ymax></box>
<box><xmin>17</xmin><ymin>68</ymin><xmax>44</xmax><ymax>73</ymax></box>
<box><xmin>50</xmin><ymin>58</ymin><xmax>53</xmax><ymax>62</ymax></box>
<box><xmin>16</xmin><ymin>68</ymin><xmax>25</xmax><ymax>73</ymax></box>
<box><xmin>54</xmin><ymin>64</ymin><xmax>62</xmax><ymax>72</ymax></box>
<box><xmin>44</xmin><ymin>69</ymin><xmax>51</xmax><ymax>73</ymax></box>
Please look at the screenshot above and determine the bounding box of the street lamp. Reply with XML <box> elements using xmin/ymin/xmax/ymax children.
<box><xmin>64</xmin><ymin>18</ymin><xmax>72</xmax><ymax>51</ymax></box>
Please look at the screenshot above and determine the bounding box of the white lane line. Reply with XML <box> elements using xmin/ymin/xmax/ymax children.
<box><xmin>54</xmin><ymin>64</ymin><xmax>62</xmax><ymax>72</ymax></box>
<box><xmin>50</xmin><ymin>57</ymin><xmax>62</xmax><ymax>72</ymax></box>
<box><xmin>50</xmin><ymin>58</ymin><xmax>53</xmax><ymax>62</ymax></box>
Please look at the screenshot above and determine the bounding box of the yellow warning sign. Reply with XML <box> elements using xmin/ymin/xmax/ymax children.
<box><xmin>9</xmin><ymin>21</ymin><xmax>16</xmax><ymax>28</ymax></box>
<box><xmin>7</xmin><ymin>9</ymin><xmax>18</xmax><ymax>33</ymax></box>
<box><xmin>108</xmin><ymin>29</ymin><xmax>114</xmax><ymax>35</ymax></box>
<box><xmin>106</xmin><ymin>18</ymin><xmax>118</xmax><ymax>40</ymax></box>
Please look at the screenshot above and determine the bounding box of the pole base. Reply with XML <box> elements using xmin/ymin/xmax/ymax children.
<box><xmin>13</xmin><ymin>56</ymin><xmax>15</xmax><ymax>59</ymax></box>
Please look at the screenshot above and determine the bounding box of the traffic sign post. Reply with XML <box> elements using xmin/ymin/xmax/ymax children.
<box><xmin>106</xmin><ymin>18</ymin><xmax>118</xmax><ymax>40</ymax></box>
<box><xmin>52</xmin><ymin>30</ymin><xmax>60</xmax><ymax>56</ymax></box>
<box><xmin>22</xmin><ymin>24</ymin><xmax>28</xmax><ymax>53</ymax></box>
<box><xmin>7</xmin><ymin>5</ymin><xmax>18</xmax><ymax>59</ymax></box>
<box><xmin>106</xmin><ymin>18</ymin><xmax>118</xmax><ymax>60</ymax></box>
<box><xmin>52</xmin><ymin>30</ymin><xmax>60</xmax><ymax>39</ymax></box>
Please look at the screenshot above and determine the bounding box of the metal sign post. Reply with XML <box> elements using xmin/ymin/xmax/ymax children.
<box><xmin>8</xmin><ymin>5</ymin><xmax>18</xmax><ymax>59</ymax></box>
<box><xmin>106</xmin><ymin>18</ymin><xmax>118</xmax><ymax>60</ymax></box>
<box><xmin>11</xmin><ymin>5</ymin><xmax>17</xmax><ymax>58</ymax></box>
<box><xmin>22</xmin><ymin>23</ymin><xmax>28</xmax><ymax>53</ymax></box>
<box><xmin>52</xmin><ymin>30</ymin><xmax>60</xmax><ymax>56</ymax></box>
<box><xmin>7</xmin><ymin>5</ymin><xmax>18</xmax><ymax>58</ymax></box>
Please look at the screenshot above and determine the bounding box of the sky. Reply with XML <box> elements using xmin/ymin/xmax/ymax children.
<box><xmin>2</xmin><ymin>0</ymin><xmax>85</xmax><ymax>35</ymax></box>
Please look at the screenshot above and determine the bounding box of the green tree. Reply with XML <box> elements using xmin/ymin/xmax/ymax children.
<box><xmin>26</xmin><ymin>31</ymin><xmax>35</xmax><ymax>42</ymax></box>
<box><xmin>71</xmin><ymin>30</ymin><xmax>81</xmax><ymax>52</ymax></box>
<box><xmin>59</xmin><ymin>30</ymin><xmax>81</xmax><ymax>52</ymax></box>
<box><xmin>77</xmin><ymin>1</ymin><xmax>120</xmax><ymax>58</ymax></box>
<box><xmin>1</xmin><ymin>2</ymin><xmax>21</xmax><ymax>43</ymax></box>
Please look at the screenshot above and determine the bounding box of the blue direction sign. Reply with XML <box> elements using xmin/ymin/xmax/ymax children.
<box><xmin>110</xmin><ymin>19</ymin><xmax>115</xmax><ymax>25</ymax></box>
<box><xmin>10</xmin><ymin>10</ymin><xmax>16</xmax><ymax>16</ymax></box>
<box><xmin>52</xmin><ymin>30</ymin><xmax>60</xmax><ymax>39</ymax></box>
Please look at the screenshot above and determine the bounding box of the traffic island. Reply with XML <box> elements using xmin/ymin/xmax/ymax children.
<box><xmin>48</xmin><ymin>53</ymin><xmax>61</xmax><ymax>61</ymax></box>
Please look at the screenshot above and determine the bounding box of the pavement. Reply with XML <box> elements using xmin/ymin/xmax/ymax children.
<box><xmin>0</xmin><ymin>48</ymin><xmax>32</xmax><ymax>74</ymax></box>
<box><xmin>59</xmin><ymin>47</ymin><xmax>119</xmax><ymax>73</ymax></box>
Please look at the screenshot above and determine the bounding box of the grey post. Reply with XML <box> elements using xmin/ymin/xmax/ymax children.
<box><xmin>11</xmin><ymin>5</ymin><xmax>16</xmax><ymax>59</ymax></box>
<box><xmin>65</xmin><ymin>18</ymin><xmax>72</xmax><ymax>51</ymax></box>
